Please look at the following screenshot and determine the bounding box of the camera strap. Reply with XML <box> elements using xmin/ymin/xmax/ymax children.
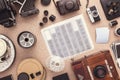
<box><xmin>53</xmin><ymin>0</ymin><xmax>59</xmax><ymax>11</ymax></box>
<box><xmin>77</xmin><ymin>0</ymin><xmax>81</xmax><ymax>6</ymax></box>
<box><xmin>86</xmin><ymin>0</ymin><xmax>89</xmax><ymax>8</ymax></box>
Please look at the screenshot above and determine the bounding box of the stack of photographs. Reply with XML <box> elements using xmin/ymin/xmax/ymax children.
<box><xmin>111</xmin><ymin>40</ymin><xmax>120</xmax><ymax>67</ymax></box>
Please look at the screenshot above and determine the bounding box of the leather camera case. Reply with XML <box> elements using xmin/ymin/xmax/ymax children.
<box><xmin>72</xmin><ymin>50</ymin><xmax>120</xmax><ymax>80</ymax></box>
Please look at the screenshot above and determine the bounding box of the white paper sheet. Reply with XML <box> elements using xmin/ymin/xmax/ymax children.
<box><xmin>41</xmin><ymin>15</ymin><xmax>94</xmax><ymax>59</ymax></box>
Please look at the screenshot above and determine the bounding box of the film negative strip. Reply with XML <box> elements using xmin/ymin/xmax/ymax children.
<box><xmin>0</xmin><ymin>34</ymin><xmax>15</xmax><ymax>72</ymax></box>
<box><xmin>17</xmin><ymin>58</ymin><xmax>46</xmax><ymax>80</ymax></box>
<box><xmin>17</xmin><ymin>31</ymin><xmax>36</xmax><ymax>48</ymax></box>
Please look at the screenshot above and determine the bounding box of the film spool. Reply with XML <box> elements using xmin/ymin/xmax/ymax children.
<box><xmin>0</xmin><ymin>34</ymin><xmax>15</xmax><ymax>72</ymax></box>
<box><xmin>17</xmin><ymin>58</ymin><xmax>46</xmax><ymax>80</ymax></box>
<box><xmin>46</xmin><ymin>56</ymin><xmax>65</xmax><ymax>72</ymax></box>
<box><xmin>18</xmin><ymin>31</ymin><xmax>36</xmax><ymax>48</ymax></box>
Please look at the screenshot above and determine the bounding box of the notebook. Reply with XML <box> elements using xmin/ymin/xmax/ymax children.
<box><xmin>41</xmin><ymin>15</ymin><xmax>94</xmax><ymax>59</ymax></box>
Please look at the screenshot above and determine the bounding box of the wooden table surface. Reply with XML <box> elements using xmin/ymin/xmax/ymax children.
<box><xmin>0</xmin><ymin>0</ymin><xmax>120</xmax><ymax>80</ymax></box>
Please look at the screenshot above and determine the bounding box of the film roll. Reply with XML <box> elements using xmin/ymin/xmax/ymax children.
<box><xmin>115</xmin><ymin>28</ymin><xmax>120</xmax><ymax>36</ymax></box>
<box><xmin>18</xmin><ymin>31</ymin><xmax>36</xmax><ymax>48</ymax></box>
<box><xmin>46</xmin><ymin>56</ymin><xmax>65</xmax><ymax>72</ymax></box>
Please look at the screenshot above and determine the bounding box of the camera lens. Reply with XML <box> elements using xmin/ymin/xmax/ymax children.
<box><xmin>117</xmin><ymin>28</ymin><xmax>120</xmax><ymax>35</ymax></box>
<box><xmin>93</xmin><ymin>65</ymin><xmax>107</xmax><ymax>78</ymax></box>
<box><xmin>92</xmin><ymin>10</ymin><xmax>98</xmax><ymax>18</ymax></box>
<box><xmin>65</xmin><ymin>1</ymin><xmax>75</xmax><ymax>10</ymax></box>
<box><xmin>115</xmin><ymin>28</ymin><xmax>120</xmax><ymax>36</ymax></box>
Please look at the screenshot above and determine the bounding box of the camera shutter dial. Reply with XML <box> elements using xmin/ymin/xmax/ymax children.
<box><xmin>93</xmin><ymin>65</ymin><xmax>107</xmax><ymax>78</ymax></box>
<box><xmin>65</xmin><ymin>1</ymin><xmax>75</xmax><ymax>10</ymax></box>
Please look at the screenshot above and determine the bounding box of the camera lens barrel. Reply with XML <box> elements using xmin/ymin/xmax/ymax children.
<box><xmin>65</xmin><ymin>1</ymin><xmax>75</xmax><ymax>10</ymax></box>
<box><xmin>93</xmin><ymin>65</ymin><xmax>107</xmax><ymax>78</ymax></box>
<box><xmin>115</xmin><ymin>28</ymin><xmax>120</xmax><ymax>36</ymax></box>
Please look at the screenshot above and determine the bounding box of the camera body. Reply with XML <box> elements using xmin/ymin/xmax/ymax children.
<box><xmin>0</xmin><ymin>0</ymin><xmax>16</xmax><ymax>27</ymax></box>
<box><xmin>72</xmin><ymin>50</ymin><xmax>119</xmax><ymax>80</ymax></box>
<box><xmin>100</xmin><ymin>0</ymin><xmax>120</xmax><ymax>20</ymax></box>
<box><xmin>87</xmin><ymin>6</ymin><xmax>101</xmax><ymax>23</ymax></box>
<box><xmin>12</xmin><ymin>0</ymin><xmax>39</xmax><ymax>17</ymax></box>
<box><xmin>54</xmin><ymin>0</ymin><xmax>80</xmax><ymax>15</ymax></box>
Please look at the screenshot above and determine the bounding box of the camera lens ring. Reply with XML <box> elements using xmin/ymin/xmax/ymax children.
<box><xmin>92</xmin><ymin>10</ymin><xmax>98</xmax><ymax>18</ymax></box>
<box><xmin>65</xmin><ymin>1</ymin><xmax>75</xmax><ymax>10</ymax></box>
<box><xmin>93</xmin><ymin>65</ymin><xmax>107</xmax><ymax>78</ymax></box>
<box><xmin>115</xmin><ymin>28</ymin><xmax>120</xmax><ymax>36</ymax></box>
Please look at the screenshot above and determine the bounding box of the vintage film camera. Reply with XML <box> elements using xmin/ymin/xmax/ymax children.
<box><xmin>0</xmin><ymin>0</ymin><xmax>16</xmax><ymax>27</ymax></box>
<box><xmin>11</xmin><ymin>0</ymin><xmax>39</xmax><ymax>17</ymax></box>
<box><xmin>72</xmin><ymin>50</ymin><xmax>120</xmax><ymax>80</ymax></box>
<box><xmin>87</xmin><ymin>6</ymin><xmax>101</xmax><ymax>23</ymax></box>
<box><xmin>100</xmin><ymin>0</ymin><xmax>120</xmax><ymax>20</ymax></box>
<box><xmin>53</xmin><ymin>0</ymin><xmax>81</xmax><ymax>15</ymax></box>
